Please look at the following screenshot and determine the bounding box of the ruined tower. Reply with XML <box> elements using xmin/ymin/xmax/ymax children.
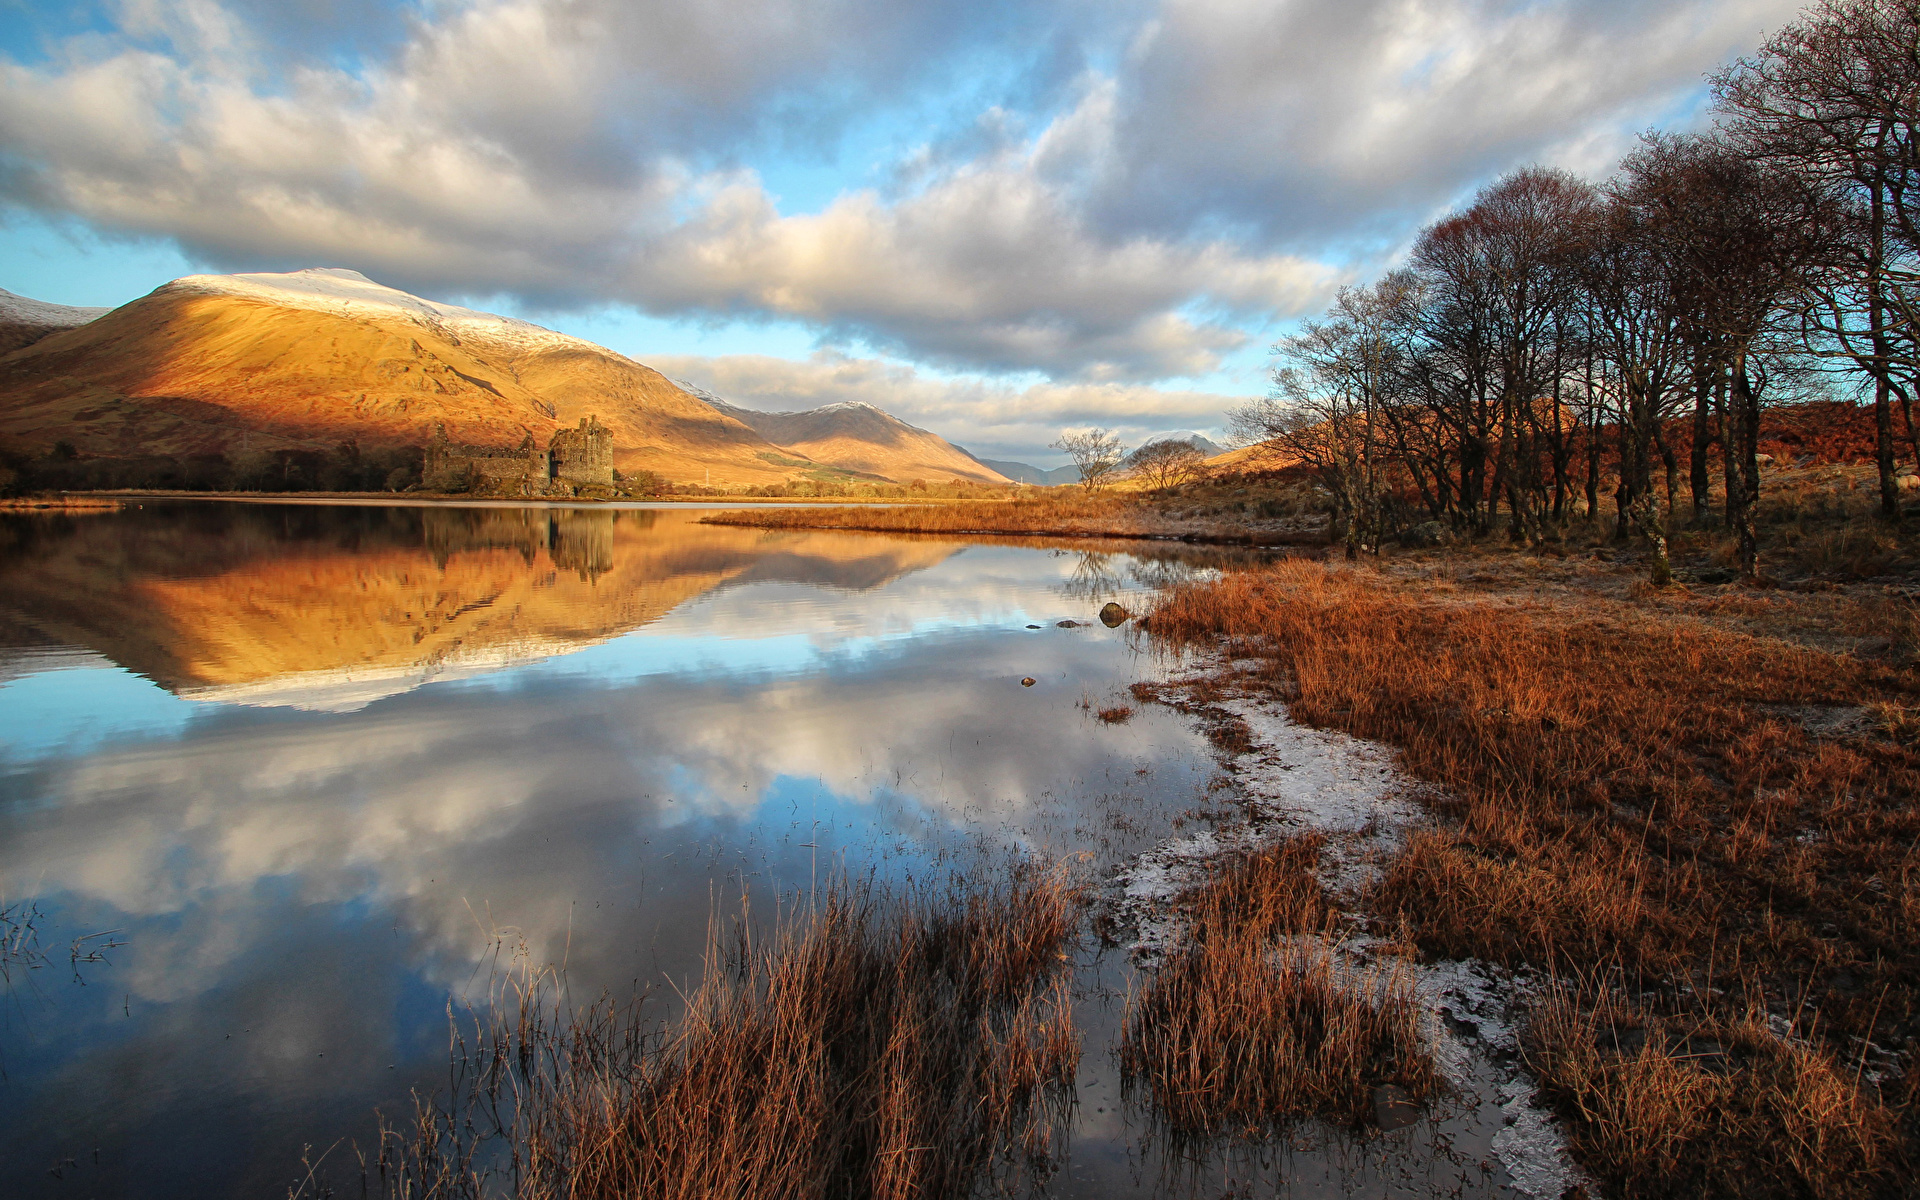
<box><xmin>548</xmin><ymin>416</ymin><xmax>614</xmax><ymax>489</ymax></box>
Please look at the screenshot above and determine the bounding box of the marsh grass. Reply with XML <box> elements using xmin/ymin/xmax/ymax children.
<box><xmin>1141</xmin><ymin>560</ymin><xmax>1918</xmax><ymax>1194</ymax></box>
<box><xmin>353</xmin><ymin>867</ymin><xmax>1082</xmax><ymax>1200</ymax></box>
<box><xmin>1526</xmin><ymin>983</ymin><xmax>1897</xmax><ymax>1199</ymax></box>
<box><xmin>1120</xmin><ymin>838</ymin><xmax>1438</xmax><ymax>1138</ymax></box>
<box><xmin>701</xmin><ymin>493</ymin><xmax>1153</xmax><ymax>537</ymax></box>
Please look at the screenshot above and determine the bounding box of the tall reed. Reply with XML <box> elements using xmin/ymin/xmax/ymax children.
<box><xmin>1120</xmin><ymin>838</ymin><xmax>1437</xmax><ymax>1137</ymax></box>
<box><xmin>361</xmin><ymin>866</ymin><xmax>1081</xmax><ymax>1200</ymax></box>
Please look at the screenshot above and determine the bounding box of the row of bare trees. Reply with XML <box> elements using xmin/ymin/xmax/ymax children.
<box><xmin>1235</xmin><ymin>0</ymin><xmax>1920</xmax><ymax>578</ymax></box>
<box><xmin>1049</xmin><ymin>428</ymin><xmax>1209</xmax><ymax>491</ymax></box>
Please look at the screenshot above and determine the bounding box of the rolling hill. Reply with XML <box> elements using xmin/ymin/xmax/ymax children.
<box><xmin>0</xmin><ymin>288</ymin><xmax>110</xmax><ymax>356</ymax></box>
<box><xmin>0</xmin><ymin>270</ymin><xmax>824</xmax><ymax>486</ymax></box>
<box><xmin>679</xmin><ymin>385</ymin><xmax>1010</xmax><ymax>485</ymax></box>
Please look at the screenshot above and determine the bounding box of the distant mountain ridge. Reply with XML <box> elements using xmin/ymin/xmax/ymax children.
<box><xmin>977</xmin><ymin>460</ymin><xmax>1082</xmax><ymax>485</ymax></box>
<box><xmin>0</xmin><ymin>270</ymin><xmax>998</xmax><ymax>487</ymax></box>
<box><xmin>678</xmin><ymin>384</ymin><xmax>1009</xmax><ymax>484</ymax></box>
<box><xmin>0</xmin><ymin>288</ymin><xmax>111</xmax><ymax>356</ymax></box>
<box><xmin>982</xmin><ymin>433</ymin><xmax>1225</xmax><ymax>487</ymax></box>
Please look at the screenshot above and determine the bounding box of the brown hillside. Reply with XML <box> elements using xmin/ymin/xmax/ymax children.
<box><xmin>705</xmin><ymin>398</ymin><xmax>1009</xmax><ymax>484</ymax></box>
<box><xmin>504</xmin><ymin>346</ymin><xmax>807</xmax><ymax>487</ymax></box>
<box><xmin>0</xmin><ymin>271</ymin><xmax>811</xmax><ymax>486</ymax></box>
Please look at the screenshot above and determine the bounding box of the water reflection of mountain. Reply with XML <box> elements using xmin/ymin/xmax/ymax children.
<box><xmin>0</xmin><ymin>504</ymin><xmax>961</xmax><ymax>710</ymax></box>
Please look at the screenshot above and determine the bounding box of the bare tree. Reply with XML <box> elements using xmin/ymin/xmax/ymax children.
<box><xmin>1620</xmin><ymin>132</ymin><xmax>1843</xmax><ymax>578</ymax></box>
<box><xmin>1125</xmin><ymin>439</ymin><xmax>1209</xmax><ymax>490</ymax></box>
<box><xmin>1049</xmin><ymin>428</ymin><xmax>1128</xmax><ymax>491</ymax></box>
<box><xmin>1715</xmin><ymin>0</ymin><xmax>1920</xmax><ymax>515</ymax></box>
<box><xmin>1234</xmin><ymin>275</ymin><xmax>1415</xmax><ymax>558</ymax></box>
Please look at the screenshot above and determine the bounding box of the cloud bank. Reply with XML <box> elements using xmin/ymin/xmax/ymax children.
<box><xmin>0</xmin><ymin>0</ymin><xmax>1806</xmax><ymax>430</ymax></box>
<box><xmin>653</xmin><ymin>350</ymin><xmax>1242</xmax><ymax>461</ymax></box>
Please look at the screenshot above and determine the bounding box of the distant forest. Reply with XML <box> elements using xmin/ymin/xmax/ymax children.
<box><xmin>1235</xmin><ymin>0</ymin><xmax>1920</xmax><ymax>581</ymax></box>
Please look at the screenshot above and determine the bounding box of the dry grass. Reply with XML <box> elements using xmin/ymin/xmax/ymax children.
<box><xmin>703</xmin><ymin>493</ymin><xmax>1143</xmax><ymax>535</ymax></box>
<box><xmin>1095</xmin><ymin>704</ymin><xmax>1134</xmax><ymax>724</ymax></box>
<box><xmin>353</xmin><ymin>867</ymin><xmax>1081</xmax><ymax>1200</ymax></box>
<box><xmin>1526</xmin><ymin>985</ymin><xmax>1897</xmax><ymax>1199</ymax></box>
<box><xmin>1141</xmin><ymin>561</ymin><xmax>1919</xmax><ymax>1194</ymax></box>
<box><xmin>1119</xmin><ymin>837</ymin><xmax>1438</xmax><ymax>1138</ymax></box>
<box><xmin>699</xmin><ymin>489</ymin><xmax>1325</xmax><ymax>545</ymax></box>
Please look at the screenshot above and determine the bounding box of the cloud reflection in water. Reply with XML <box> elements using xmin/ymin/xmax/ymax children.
<box><xmin>0</xmin><ymin>503</ymin><xmax>1231</xmax><ymax>1199</ymax></box>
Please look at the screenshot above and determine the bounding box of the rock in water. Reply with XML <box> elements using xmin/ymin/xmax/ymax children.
<box><xmin>1098</xmin><ymin>602</ymin><xmax>1129</xmax><ymax>628</ymax></box>
<box><xmin>1020</xmin><ymin>677</ymin><xmax>1036</xmax><ymax>687</ymax></box>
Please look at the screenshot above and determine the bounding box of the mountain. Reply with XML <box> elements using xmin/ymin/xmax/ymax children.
<box><xmin>977</xmin><ymin>459</ymin><xmax>1081</xmax><ymax>486</ymax></box>
<box><xmin>0</xmin><ymin>269</ymin><xmax>821</xmax><ymax>486</ymax></box>
<box><xmin>680</xmin><ymin>385</ymin><xmax>1010</xmax><ymax>484</ymax></box>
<box><xmin>0</xmin><ymin>288</ymin><xmax>110</xmax><ymax>356</ymax></box>
<box><xmin>1137</xmin><ymin>431</ymin><xmax>1224</xmax><ymax>457</ymax></box>
<box><xmin>978</xmin><ymin>434</ymin><xmax>1223</xmax><ymax>487</ymax></box>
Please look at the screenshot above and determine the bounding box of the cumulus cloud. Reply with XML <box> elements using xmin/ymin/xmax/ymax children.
<box><xmin>0</xmin><ymin>0</ymin><xmax>1803</xmax><ymax>382</ymax></box>
<box><xmin>1080</xmin><ymin>0</ymin><xmax>1809</xmax><ymax>246</ymax></box>
<box><xmin>652</xmin><ymin>349</ymin><xmax>1241</xmax><ymax>461</ymax></box>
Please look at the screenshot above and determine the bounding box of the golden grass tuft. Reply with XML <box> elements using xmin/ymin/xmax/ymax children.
<box><xmin>1526</xmin><ymin>987</ymin><xmax>1898</xmax><ymax>1198</ymax></box>
<box><xmin>359</xmin><ymin>867</ymin><xmax>1081</xmax><ymax>1200</ymax></box>
<box><xmin>1119</xmin><ymin>837</ymin><xmax>1438</xmax><ymax>1137</ymax></box>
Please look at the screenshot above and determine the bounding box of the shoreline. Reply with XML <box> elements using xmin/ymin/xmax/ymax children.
<box><xmin>1107</xmin><ymin>646</ymin><xmax>1591</xmax><ymax>1196</ymax></box>
<box><xmin>1127</xmin><ymin>556</ymin><xmax>1917</xmax><ymax>1195</ymax></box>
<box><xmin>0</xmin><ymin>489</ymin><xmax>929</xmax><ymax>511</ymax></box>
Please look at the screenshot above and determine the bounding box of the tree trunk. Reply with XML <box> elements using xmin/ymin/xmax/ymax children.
<box><xmin>1689</xmin><ymin>364</ymin><xmax>1713</xmax><ymax>524</ymax></box>
<box><xmin>1584</xmin><ymin>411</ymin><xmax>1601</xmax><ymax>526</ymax></box>
<box><xmin>1631</xmin><ymin>491</ymin><xmax>1672</xmax><ymax>586</ymax></box>
<box><xmin>1732</xmin><ymin>349</ymin><xmax>1761</xmax><ymax>579</ymax></box>
<box><xmin>1718</xmin><ymin>374</ymin><xmax>1738</xmax><ymax>532</ymax></box>
<box><xmin>1875</xmin><ymin>374</ymin><xmax>1900</xmax><ymax>518</ymax></box>
<box><xmin>1652</xmin><ymin>421</ymin><xmax>1679</xmax><ymax>532</ymax></box>
<box><xmin>1898</xmin><ymin>379</ymin><xmax>1920</xmax><ymax>473</ymax></box>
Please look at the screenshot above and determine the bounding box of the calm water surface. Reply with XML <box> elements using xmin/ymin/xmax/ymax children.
<box><xmin>0</xmin><ymin>502</ymin><xmax>1508</xmax><ymax>1199</ymax></box>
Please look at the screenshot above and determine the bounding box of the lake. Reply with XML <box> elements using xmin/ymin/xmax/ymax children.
<box><xmin>0</xmin><ymin>501</ymin><xmax>1518</xmax><ymax>1199</ymax></box>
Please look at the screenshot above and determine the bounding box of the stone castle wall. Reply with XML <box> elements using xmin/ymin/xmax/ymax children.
<box><xmin>423</xmin><ymin>416</ymin><xmax>613</xmax><ymax>496</ymax></box>
<box><xmin>549</xmin><ymin>416</ymin><xmax>614</xmax><ymax>489</ymax></box>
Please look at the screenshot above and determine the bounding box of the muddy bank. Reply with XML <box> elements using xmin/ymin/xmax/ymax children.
<box><xmin>1104</xmin><ymin>650</ymin><xmax>1593</xmax><ymax>1198</ymax></box>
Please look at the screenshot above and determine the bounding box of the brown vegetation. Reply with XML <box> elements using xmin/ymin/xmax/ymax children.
<box><xmin>357</xmin><ymin>868</ymin><xmax>1081</xmax><ymax>1200</ymax></box>
<box><xmin>701</xmin><ymin>487</ymin><xmax>1324</xmax><ymax>544</ymax></box>
<box><xmin>1142</xmin><ymin>559</ymin><xmax>1918</xmax><ymax>1194</ymax></box>
<box><xmin>1526</xmin><ymin>986</ymin><xmax>1896</xmax><ymax>1199</ymax></box>
<box><xmin>1119</xmin><ymin>837</ymin><xmax>1438</xmax><ymax>1137</ymax></box>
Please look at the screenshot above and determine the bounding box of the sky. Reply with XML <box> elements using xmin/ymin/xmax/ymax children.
<box><xmin>0</xmin><ymin>0</ymin><xmax>1807</xmax><ymax>464</ymax></box>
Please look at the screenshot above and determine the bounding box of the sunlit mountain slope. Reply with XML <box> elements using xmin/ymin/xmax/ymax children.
<box><xmin>0</xmin><ymin>270</ymin><xmax>814</xmax><ymax>486</ymax></box>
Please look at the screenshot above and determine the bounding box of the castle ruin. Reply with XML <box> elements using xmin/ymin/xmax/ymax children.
<box><xmin>549</xmin><ymin>416</ymin><xmax>614</xmax><ymax>489</ymax></box>
<box><xmin>423</xmin><ymin>416</ymin><xmax>614</xmax><ymax>496</ymax></box>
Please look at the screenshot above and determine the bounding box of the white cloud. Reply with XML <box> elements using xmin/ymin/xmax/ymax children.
<box><xmin>0</xmin><ymin>0</ymin><xmax>1807</xmax><ymax>384</ymax></box>
<box><xmin>651</xmin><ymin>349</ymin><xmax>1242</xmax><ymax>460</ymax></box>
